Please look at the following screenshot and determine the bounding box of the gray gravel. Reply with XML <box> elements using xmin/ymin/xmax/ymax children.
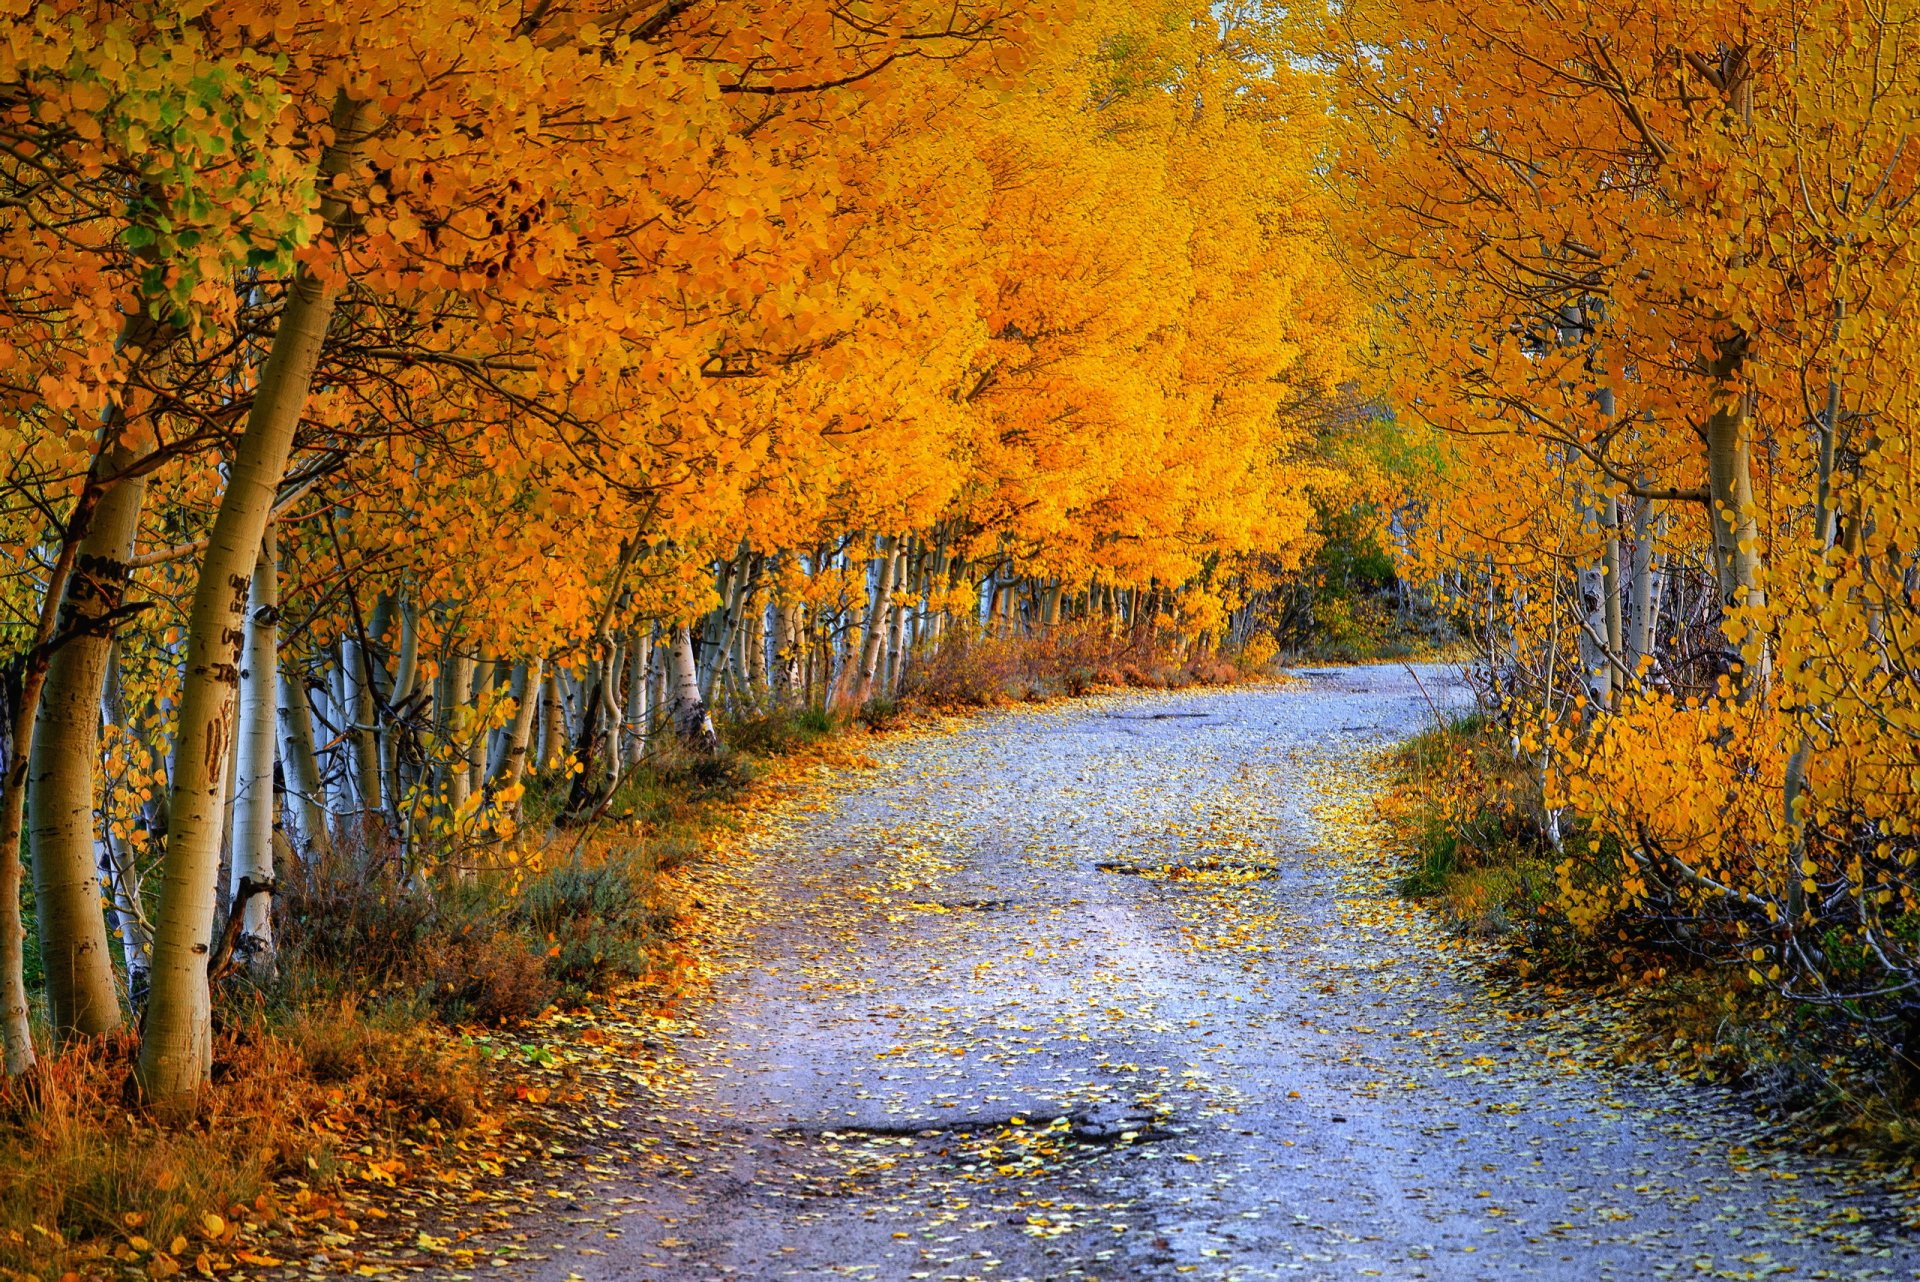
<box><xmin>516</xmin><ymin>665</ymin><xmax>1920</xmax><ymax>1281</ymax></box>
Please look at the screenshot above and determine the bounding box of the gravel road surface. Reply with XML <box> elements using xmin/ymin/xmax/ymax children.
<box><xmin>513</xmin><ymin>666</ymin><xmax>1920</xmax><ymax>1281</ymax></box>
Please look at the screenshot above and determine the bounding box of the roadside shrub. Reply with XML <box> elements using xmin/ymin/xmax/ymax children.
<box><xmin>514</xmin><ymin>853</ymin><xmax>676</xmax><ymax>998</ymax></box>
<box><xmin>424</xmin><ymin>929</ymin><xmax>555</xmax><ymax>1027</ymax></box>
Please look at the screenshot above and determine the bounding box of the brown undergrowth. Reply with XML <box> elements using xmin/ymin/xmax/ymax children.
<box><xmin>1383</xmin><ymin>711</ymin><xmax>1920</xmax><ymax>1173</ymax></box>
<box><xmin>900</xmin><ymin>623</ymin><xmax>1254</xmax><ymax>712</ymax></box>
<box><xmin>1</xmin><ymin>628</ymin><xmax>1269</xmax><ymax>1282</ymax></box>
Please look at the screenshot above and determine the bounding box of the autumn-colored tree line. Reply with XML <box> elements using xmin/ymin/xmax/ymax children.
<box><xmin>0</xmin><ymin>0</ymin><xmax>1374</xmax><ymax>1109</ymax></box>
<box><xmin>1325</xmin><ymin>0</ymin><xmax>1920</xmax><ymax>1032</ymax></box>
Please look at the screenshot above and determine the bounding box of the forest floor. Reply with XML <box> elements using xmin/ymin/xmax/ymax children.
<box><xmin>389</xmin><ymin>667</ymin><xmax>1920</xmax><ymax>1281</ymax></box>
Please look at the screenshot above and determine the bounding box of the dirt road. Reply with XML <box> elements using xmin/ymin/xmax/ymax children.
<box><xmin>508</xmin><ymin>667</ymin><xmax>1919</xmax><ymax>1281</ymax></box>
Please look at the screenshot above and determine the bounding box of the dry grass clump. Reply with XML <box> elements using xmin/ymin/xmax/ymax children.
<box><xmin>903</xmin><ymin>625</ymin><xmax>1259</xmax><ymax>709</ymax></box>
<box><xmin>0</xmin><ymin>1012</ymin><xmax>486</xmax><ymax>1279</ymax></box>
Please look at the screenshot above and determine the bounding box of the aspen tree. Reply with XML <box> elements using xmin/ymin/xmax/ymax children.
<box><xmin>226</xmin><ymin>525</ymin><xmax>279</xmax><ymax>972</ymax></box>
<box><xmin>137</xmin><ymin>93</ymin><xmax>374</xmax><ymax>1108</ymax></box>
<box><xmin>26</xmin><ymin>458</ymin><xmax>149</xmax><ymax>1041</ymax></box>
<box><xmin>276</xmin><ymin>653</ymin><xmax>332</xmax><ymax>862</ymax></box>
<box><xmin>668</xmin><ymin>625</ymin><xmax>719</xmax><ymax>752</ymax></box>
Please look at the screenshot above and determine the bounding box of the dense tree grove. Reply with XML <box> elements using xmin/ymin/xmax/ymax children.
<box><xmin>0</xmin><ymin>0</ymin><xmax>1376</xmax><ymax>1107</ymax></box>
<box><xmin>1325</xmin><ymin>0</ymin><xmax>1920</xmax><ymax>1036</ymax></box>
<box><xmin>16</xmin><ymin>0</ymin><xmax>1915</xmax><ymax>1134</ymax></box>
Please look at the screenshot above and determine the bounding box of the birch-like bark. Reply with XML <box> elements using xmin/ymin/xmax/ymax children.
<box><xmin>343</xmin><ymin>634</ymin><xmax>381</xmax><ymax>815</ymax></box>
<box><xmin>277</xmin><ymin>654</ymin><xmax>332</xmax><ymax>861</ymax></box>
<box><xmin>651</xmin><ymin>634</ymin><xmax>672</xmax><ymax>736</ymax></box>
<box><xmin>496</xmin><ymin>657</ymin><xmax>542</xmax><ymax>804</ymax></box>
<box><xmin>668</xmin><ymin>624</ymin><xmax>718</xmax><ymax>752</ymax></box>
<box><xmin>622</xmin><ymin>633</ymin><xmax>650</xmax><ymax>769</ymax></box>
<box><xmin>856</xmin><ymin>537</ymin><xmax>897</xmax><ymax>703</ymax></box>
<box><xmin>226</xmin><ymin>524</ymin><xmax>278</xmax><ymax>973</ymax></box>
<box><xmin>600</xmin><ymin>640</ymin><xmax>623</xmax><ymax>792</ymax></box>
<box><xmin>884</xmin><ymin>542</ymin><xmax>911</xmax><ymax>695</ymax></box>
<box><xmin>443</xmin><ymin>648</ymin><xmax>477</xmax><ymax>825</ymax></box>
<box><xmin>26</xmin><ymin>456</ymin><xmax>148</xmax><ymax>1042</ymax></box>
<box><xmin>771</xmin><ymin>590</ymin><xmax>801</xmax><ymax>708</ymax></box>
<box><xmin>138</xmin><ymin>92</ymin><xmax>372</xmax><ymax>1107</ymax></box>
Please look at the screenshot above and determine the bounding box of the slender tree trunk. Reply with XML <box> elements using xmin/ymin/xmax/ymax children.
<box><xmin>884</xmin><ymin>541</ymin><xmax>911</xmax><ymax>695</ymax></box>
<box><xmin>227</xmin><ymin>525</ymin><xmax>278</xmax><ymax>974</ymax></box>
<box><xmin>443</xmin><ymin>648</ymin><xmax>477</xmax><ymax>824</ymax></box>
<box><xmin>495</xmin><ymin>657</ymin><xmax>542</xmax><ymax>799</ymax></box>
<box><xmin>137</xmin><ymin>92</ymin><xmax>371</xmax><ymax>1107</ymax></box>
<box><xmin>599</xmin><ymin>641</ymin><xmax>623</xmax><ymax>793</ymax></box>
<box><xmin>744</xmin><ymin>600</ymin><xmax>768</xmax><ymax>710</ymax></box>
<box><xmin>668</xmin><ymin>624</ymin><xmax>718</xmax><ymax>753</ymax></box>
<box><xmin>1627</xmin><ymin>498</ymin><xmax>1662</xmax><ymax>680</ymax></box>
<box><xmin>647</xmin><ymin>638</ymin><xmax>668</xmax><ymax>741</ymax></box>
<box><xmin>344</xmin><ymin>634</ymin><xmax>381</xmax><ymax>815</ymax></box>
<box><xmin>468</xmin><ymin>649</ymin><xmax>494</xmax><ymax>801</ymax></box>
<box><xmin>277</xmin><ymin>652</ymin><xmax>332</xmax><ymax>862</ymax></box>
<box><xmin>622</xmin><ymin>632</ymin><xmax>649</xmax><ymax>769</ymax></box>
<box><xmin>857</xmin><ymin>537</ymin><xmax>897</xmax><ymax>702</ymax></box>
<box><xmin>27</xmin><ymin>459</ymin><xmax>150</xmax><ymax>1042</ymax></box>
<box><xmin>540</xmin><ymin>668</ymin><xmax>564</xmax><ymax>771</ymax></box>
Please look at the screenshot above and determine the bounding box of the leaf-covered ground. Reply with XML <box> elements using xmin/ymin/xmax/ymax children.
<box><xmin>389</xmin><ymin>667</ymin><xmax>1920</xmax><ymax>1280</ymax></box>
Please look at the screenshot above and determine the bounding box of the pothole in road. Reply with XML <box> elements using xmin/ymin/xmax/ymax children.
<box><xmin>1097</xmin><ymin>858</ymin><xmax>1277</xmax><ymax>883</ymax></box>
<box><xmin>773</xmin><ymin>1110</ymin><xmax>1174</xmax><ymax>1200</ymax></box>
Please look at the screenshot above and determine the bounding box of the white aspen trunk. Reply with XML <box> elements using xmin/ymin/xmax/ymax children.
<box><xmin>771</xmin><ymin>591</ymin><xmax>801</xmax><ymax>708</ymax></box>
<box><xmin>1040</xmin><ymin>580</ymin><xmax>1062</xmax><ymax>628</ymax></box>
<box><xmin>98</xmin><ymin>825</ymin><xmax>148</xmax><ymax>1007</ymax></box>
<box><xmin>1602</xmin><ymin>500</ymin><xmax>1624</xmax><ymax>673</ymax></box>
<box><xmin>600</xmin><ymin>640</ymin><xmax>624</xmax><ymax>792</ymax></box>
<box><xmin>696</xmin><ymin>555</ymin><xmax>739</xmax><ymax>702</ymax></box>
<box><xmin>324</xmin><ymin>652</ymin><xmax>353</xmax><ymax>815</ymax></box>
<box><xmin>343</xmin><ymin>635</ymin><xmax>381</xmax><ymax>815</ymax></box>
<box><xmin>702</xmin><ymin>552</ymin><xmax>753</xmax><ymax>704</ymax></box>
<box><xmin>668</xmin><ymin>624</ymin><xmax>718</xmax><ymax>752</ymax></box>
<box><xmin>276</xmin><ymin>653</ymin><xmax>332</xmax><ymax>862</ymax></box>
<box><xmin>495</xmin><ymin>657</ymin><xmax>542</xmax><ymax>796</ymax></box>
<box><xmin>856</xmin><ymin>537</ymin><xmax>897</xmax><ymax>702</ymax></box>
<box><xmin>884</xmin><ymin>541</ymin><xmax>911</xmax><ymax>695</ymax></box>
<box><xmin>468</xmin><ymin>649</ymin><xmax>494</xmax><ymax>801</ymax></box>
<box><xmin>648</xmin><ymin>633</ymin><xmax>669</xmax><ymax>739</ymax></box>
<box><xmin>559</xmin><ymin>668</ymin><xmax>585</xmax><ymax>749</ymax></box>
<box><xmin>27</xmin><ymin>459</ymin><xmax>147</xmax><ymax>1041</ymax></box>
<box><xmin>227</xmin><ymin>524</ymin><xmax>278</xmax><ymax>973</ymax></box>
<box><xmin>138</xmin><ymin>92</ymin><xmax>372</xmax><ymax>1107</ymax></box>
<box><xmin>623</xmin><ymin>633</ymin><xmax>650</xmax><ymax>769</ymax></box>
